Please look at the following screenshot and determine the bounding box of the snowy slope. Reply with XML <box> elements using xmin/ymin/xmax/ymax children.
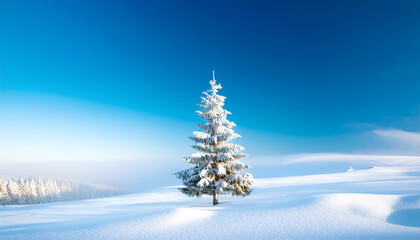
<box><xmin>1</xmin><ymin>164</ymin><xmax>419</xmax><ymax>239</ymax></box>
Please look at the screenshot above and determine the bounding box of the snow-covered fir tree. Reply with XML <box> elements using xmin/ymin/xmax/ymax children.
<box><xmin>176</xmin><ymin>71</ymin><xmax>254</xmax><ymax>205</ymax></box>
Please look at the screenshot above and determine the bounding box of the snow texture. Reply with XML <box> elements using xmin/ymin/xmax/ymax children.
<box><xmin>1</xmin><ymin>162</ymin><xmax>419</xmax><ymax>239</ymax></box>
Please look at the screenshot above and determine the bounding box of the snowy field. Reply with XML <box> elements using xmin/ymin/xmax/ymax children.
<box><xmin>1</xmin><ymin>161</ymin><xmax>419</xmax><ymax>239</ymax></box>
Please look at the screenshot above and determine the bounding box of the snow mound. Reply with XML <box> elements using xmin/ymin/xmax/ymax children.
<box><xmin>387</xmin><ymin>195</ymin><xmax>420</xmax><ymax>227</ymax></box>
<box><xmin>320</xmin><ymin>193</ymin><xmax>399</xmax><ymax>219</ymax></box>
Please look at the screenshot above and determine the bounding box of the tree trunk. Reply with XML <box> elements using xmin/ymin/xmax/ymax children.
<box><xmin>213</xmin><ymin>191</ymin><xmax>218</xmax><ymax>206</ymax></box>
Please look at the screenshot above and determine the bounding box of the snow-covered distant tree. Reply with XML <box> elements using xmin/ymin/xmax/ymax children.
<box><xmin>0</xmin><ymin>180</ymin><xmax>9</xmax><ymax>203</ymax></box>
<box><xmin>176</xmin><ymin>71</ymin><xmax>253</xmax><ymax>205</ymax></box>
<box><xmin>29</xmin><ymin>179</ymin><xmax>39</xmax><ymax>203</ymax></box>
<box><xmin>20</xmin><ymin>178</ymin><xmax>34</xmax><ymax>204</ymax></box>
<box><xmin>7</xmin><ymin>179</ymin><xmax>22</xmax><ymax>205</ymax></box>
<box><xmin>36</xmin><ymin>178</ymin><xmax>47</xmax><ymax>203</ymax></box>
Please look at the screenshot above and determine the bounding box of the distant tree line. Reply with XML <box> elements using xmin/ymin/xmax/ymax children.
<box><xmin>0</xmin><ymin>177</ymin><xmax>120</xmax><ymax>205</ymax></box>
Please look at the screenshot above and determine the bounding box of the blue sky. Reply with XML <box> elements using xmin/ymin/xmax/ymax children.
<box><xmin>1</xmin><ymin>0</ymin><xmax>420</xmax><ymax>163</ymax></box>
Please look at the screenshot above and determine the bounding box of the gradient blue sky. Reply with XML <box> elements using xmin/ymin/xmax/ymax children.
<box><xmin>1</xmin><ymin>0</ymin><xmax>420</xmax><ymax>162</ymax></box>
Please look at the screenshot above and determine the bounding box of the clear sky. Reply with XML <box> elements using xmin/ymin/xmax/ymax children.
<box><xmin>1</xmin><ymin>0</ymin><xmax>420</xmax><ymax>163</ymax></box>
